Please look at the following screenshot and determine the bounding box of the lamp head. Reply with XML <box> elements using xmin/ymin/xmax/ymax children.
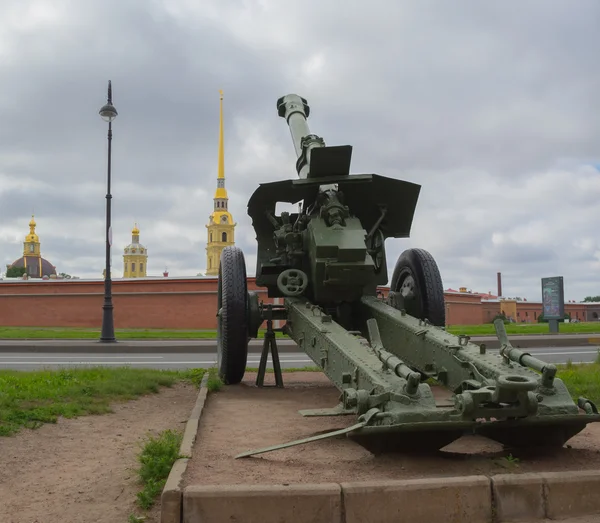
<box><xmin>99</xmin><ymin>103</ymin><xmax>117</xmax><ymax>122</ymax></box>
<box><xmin>99</xmin><ymin>80</ymin><xmax>117</xmax><ymax>122</ymax></box>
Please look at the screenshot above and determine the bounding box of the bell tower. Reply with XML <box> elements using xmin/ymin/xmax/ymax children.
<box><xmin>205</xmin><ymin>90</ymin><xmax>236</xmax><ymax>276</ymax></box>
<box><xmin>123</xmin><ymin>223</ymin><xmax>148</xmax><ymax>278</ymax></box>
<box><xmin>24</xmin><ymin>215</ymin><xmax>41</xmax><ymax>258</ymax></box>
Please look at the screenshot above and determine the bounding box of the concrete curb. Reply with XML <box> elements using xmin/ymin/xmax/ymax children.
<box><xmin>177</xmin><ymin>470</ymin><xmax>600</xmax><ymax>523</ymax></box>
<box><xmin>160</xmin><ymin>372</ymin><xmax>210</xmax><ymax>523</ymax></box>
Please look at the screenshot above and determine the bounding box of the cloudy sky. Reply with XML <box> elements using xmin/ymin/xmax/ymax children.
<box><xmin>1</xmin><ymin>0</ymin><xmax>598</xmax><ymax>301</ymax></box>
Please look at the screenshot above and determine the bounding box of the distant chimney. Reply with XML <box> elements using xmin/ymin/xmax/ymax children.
<box><xmin>163</xmin><ymin>267</ymin><xmax>169</xmax><ymax>277</ymax></box>
<box><xmin>497</xmin><ymin>272</ymin><xmax>502</xmax><ymax>297</ymax></box>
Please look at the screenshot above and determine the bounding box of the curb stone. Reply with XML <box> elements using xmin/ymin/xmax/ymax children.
<box><xmin>160</xmin><ymin>372</ymin><xmax>209</xmax><ymax>523</ymax></box>
<box><xmin>179</xmin><ymin>472</ymin><xmax>600</xmax><ymax>523</ymax></box>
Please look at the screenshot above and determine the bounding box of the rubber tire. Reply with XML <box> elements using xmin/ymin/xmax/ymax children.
<box><xmin>390</xmin><ymin>248</ymin><xmax>446</xmax><ymax>327</ymax></box>
<box><xmin>216</xmin><ymin>246</ymin><xmax>249</xmax><ymax>384</ymax></box>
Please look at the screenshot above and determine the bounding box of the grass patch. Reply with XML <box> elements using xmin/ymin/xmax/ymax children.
<box><xmin>2</xmin><ymin>323</ymin><xmax>600</xmax><ymax>340</ymax></box>
<box><xmin>1</xmin><ymin>322</ymin><xmax>599</xmax><ymax>340</ymax></box>
<box><xmin>0</xmin><ymin>367</ymin><xmax>205</xmax><ymax>436</ymax></box>
<box><xmin>182</xmin><ymin>368</ymin><xmax>208</xmax><ymax>388</ymax></box>
<box><xmin>133</xmin><ymin>428</ymin><xmax>184</xmax><ymax>511</ymax></box>
<box><xmin>205</xmin><ymin>367</ymin><xmax>223</xmax><ymax>392</ymax></box>
<box><xmin>446</xmin><ymin>322</ymin><xmax>600</xmax><ymax>336</ymax></box>
<box><xmin>0</xmin><ymin>326</ymin><xmax>286</xmax><ymax>340</ymax></box>
<box><xmin>0</xmin><ymin>365</ymin><xmax>316</xmax><ymax>437</ymax></box>
<box><xmin>557</xmin><ymin>354</ymin><xmax>600</xmax><ymax>405</ymax></box>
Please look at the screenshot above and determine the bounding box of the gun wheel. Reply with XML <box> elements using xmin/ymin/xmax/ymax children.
<box><xmin>217</xmin><ymin>246</ymin><xmax>249</xmax><ymax>384</ymax></box>
<box><xmin>390</xmin><ymin>248</ymin><xmax>445</xmax><ymax>327</ymax></box>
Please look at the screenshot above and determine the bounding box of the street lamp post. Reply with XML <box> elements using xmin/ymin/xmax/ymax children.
<box><xmin>99</xmin><ymin>80</ymin><xmax>118</xmax><ymax>342</ymax></box>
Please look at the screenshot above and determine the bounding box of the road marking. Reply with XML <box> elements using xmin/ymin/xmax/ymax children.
<box><xmin>0</xmin><ymin>359</ymin><xmax>314</xmax><ymax>366</ymax></box>
<box><xmin>0</xmin><ymin>355</ymin><xmax>166</xmax><ymax>360</ymax></box>
<box><xmin>0</xmin><ymin>355</ymin><xmax>312</xmax><ymax>363</ymax></box>
<box><xmin>0</xmin><ymin>354</ymin><xmax>306</xmax><ymax>360</ymax></box>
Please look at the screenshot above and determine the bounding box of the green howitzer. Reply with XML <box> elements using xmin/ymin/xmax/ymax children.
<box><xmin>215</xmin><ymin>94</ymin><xmax>600</xmax><ymax>457</ymax></box>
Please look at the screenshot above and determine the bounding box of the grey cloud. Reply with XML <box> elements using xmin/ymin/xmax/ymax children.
<box><xmin>1</xmin><ymin>0</ymin><xmax>599</xmax><ymax>304</ymax></box>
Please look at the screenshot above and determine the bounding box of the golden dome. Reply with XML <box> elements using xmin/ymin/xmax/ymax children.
<box><xmin>132</xmin><ymin>223</ymin><xmax>140</xmax><ymax>235</ymax></box>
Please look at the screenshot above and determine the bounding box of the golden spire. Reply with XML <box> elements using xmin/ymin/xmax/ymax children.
<box><xmin>213</xmin><ymin>90</ymin><xmax>228</xmax><ymax>201</ymax></box>
<box><xmin>132</xmin><ymin>222</ymin><xmax>140</xmax><ymax>236</ymax></box>
<box><xmin>218</xmin><ymin>89</ymin><xmax>224</xmax><ymax>181</ymax></box>
<box><xmin>205</xmin><ymin>90</ymin><xmax>236</xmax><ymax>276</ymax></box>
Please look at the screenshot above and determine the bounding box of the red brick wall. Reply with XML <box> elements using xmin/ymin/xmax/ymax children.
<box><xmin>0</xmin><ymin>278</ymin><xmax>597</xmax><ymax>329</ymax></box>
<box><xmin>444</xmin><ymin>293</ymin><xmax>483</xmax><ymax>326</ymax></box>
<box><xmin>513</xmin><ymin>302</ymin><xmax>588</xmax><ymax>323</ymax></box>
<box><xmin>481</xmin><ymin>301</ymin><xmax>501</xmax><ymax>324</ymax></box>
<box><xmin>0</xmin><ymin>278</ymin><xmax>273</xmax><ymax>329</ymax></box>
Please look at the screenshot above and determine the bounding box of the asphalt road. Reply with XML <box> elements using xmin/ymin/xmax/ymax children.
<box><xmin>1</xmin><ymin>331</ymin><xmax>599</xmax><ymax>355</ymax></box>
<box><xmin>0</xmin><ymin>346</ymin><xmax>595</xmax><ymax>371</ymax></box>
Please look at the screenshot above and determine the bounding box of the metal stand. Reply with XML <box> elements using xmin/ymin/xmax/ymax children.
<box><xmin>256</xmin><ymin>305</ymin><xmax>284</xmax><ymax>388</ymax></box>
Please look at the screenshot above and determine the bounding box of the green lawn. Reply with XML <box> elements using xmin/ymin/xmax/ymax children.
<box><xmin>0</xmin><ymin>367</ymin><xmax>209</xmax><ymax>436</ymax></box>
<box><xmin>446</xmin><ymin>322</ymin><xmax>600</xmax><ymax>336</ymax></box>
<box><xmin>559</xmin><ymin>361</ymin><xmax>600</xmax><ymax>407</ymax></box>
<box><xmin>0</xmin><ymin>326</ymin><xmax>285</xmax><ymax>339</ymax></box>
<box><xmin>0</xmin><ymin>322</ymin><xmax>599</xmax><ymax>339</ymax></box>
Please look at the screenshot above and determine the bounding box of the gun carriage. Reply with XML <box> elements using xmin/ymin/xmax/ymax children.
<box><xmin>215</xmin><ymin>94</ymin><xmax>600</xmax><ymax>457</ymax></box>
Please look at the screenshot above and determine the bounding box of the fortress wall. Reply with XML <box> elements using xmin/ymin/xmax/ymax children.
<box><xmin>0</xmin><ymin>278</ymin><xmax>595</xmax><ymax>329</ymax></box>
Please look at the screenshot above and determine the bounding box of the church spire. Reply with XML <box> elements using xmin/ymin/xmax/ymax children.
<box><xmin>205</xmin><ymin>89</ymin><xmax>236</xmax><ymax>276</ymax></box>
<box><xmin>214</xmin><ymin>89</ymin><xmax>227</xmax><ymax>205</ymax></box>
<box><xmin>217</xmin><ymin>90</ymin><xmax>225</xmax><ymax>182</ymax></box>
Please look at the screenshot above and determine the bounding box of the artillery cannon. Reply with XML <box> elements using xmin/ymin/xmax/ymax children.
<box><xmin>215</xmin><ymin>94</ymin><xmax>600</xmax><ymax>456</ymax></box>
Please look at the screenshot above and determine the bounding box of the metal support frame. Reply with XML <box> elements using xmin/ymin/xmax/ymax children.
<box><xmin>256</xmin><ymin>304</ymin><xmax>284</xmax><ymax>388</ymax></box>
<box><xmin>277</xmin><ymin>295</ymin><xmax>600</xmax><ymax>449</ymax></box>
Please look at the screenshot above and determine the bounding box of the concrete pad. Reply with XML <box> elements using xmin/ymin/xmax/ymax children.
<box><xmin>492</xmin><ymin>473</ymin><xmax>545</xmax><ymax>521</ymax></box>
<box><xmin>183</xmin><ymin>483</ymin><xmax>342</xmax><ymax>523</ymax></box>
<box><xmin>542</xmin><ymin>470</ymin><xmax>600</xmax><ymax>520</ymax></box>
<box><xmin>340</xmin><ymin>475</ymin><xmax>491</xmax><ymax>523</ymax></box>
<box><xmin>161</xmin><ymin>458</ymin><xmax>189</xmax><ymax>523</ymax></box>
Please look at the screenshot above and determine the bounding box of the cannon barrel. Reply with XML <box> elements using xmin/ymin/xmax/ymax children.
<box><xmin>277</xmin><ymin>94</ymin><xmax>325</xmax><ymax>179</ymax></box>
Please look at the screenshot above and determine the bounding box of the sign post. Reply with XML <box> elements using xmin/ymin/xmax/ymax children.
<box><xmin>541</xmin><ymin>276</ymin><xmax>564</xmax><ymax>334</ymax></box>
